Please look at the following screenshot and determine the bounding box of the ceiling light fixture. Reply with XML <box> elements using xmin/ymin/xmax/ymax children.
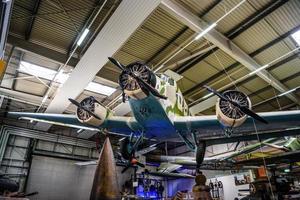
<box><xmin>77</xmin><ymin>28</ymin><xmax>89</xmax><ymax>46</ymax></box>
<box><xmin>195</xmin><ymin>23</ymin><xmax>217</xmax><ymax>40</ymax></box>
<box><xmin>278</xmin><ymin>87</ymin><xmax>298</xmax><ymax>97</ymax></box>
<box><xmin>249</xmin><ymin>64</ymin><xmax>270</xmax><ymax>75</ymax></box>
<box><xmin>202</xmin><ymin>92</ymin><xmax>213</xmax><ymax>99</ymax></box>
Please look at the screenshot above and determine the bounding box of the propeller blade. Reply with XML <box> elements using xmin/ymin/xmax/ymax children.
<box><xmin>68</xmin><ymin>98</ymin><xmax>101</xmax><ymax>120</ymax></box>
<box><xmin>108</xmin><ymin>57</ymin><xmax>126</xmax><ymax>72</ymax></box>
<box><xmin>133</xmin><ymin>74</ymin><xmax>167</xmax><ymax>99</ymax></box>
<box><xmin>109</xmin><ymin>57</ymin><xmax>167</xmax><ymax>99</ymax></box>
<box><xmin>239</xmin><ymin>106</ymin><xmax>268</xmax><ymax>124</ymax></box>
<box><xmin>203</xmin><ymin>86</ymin><xmax>268</xmax><ymax>124</ymax></box>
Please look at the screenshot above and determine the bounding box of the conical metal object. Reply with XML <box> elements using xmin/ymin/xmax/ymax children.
<box><xmin>90</xmin><ymin>137</ymin><xmax>120</xmax><ymax>200</ymax></box>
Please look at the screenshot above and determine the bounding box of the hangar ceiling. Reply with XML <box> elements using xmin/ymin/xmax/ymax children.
<box><xmin>1</xmin><ymin>0</ymin><xmax>300</xmax><ymax>138</ymax></box>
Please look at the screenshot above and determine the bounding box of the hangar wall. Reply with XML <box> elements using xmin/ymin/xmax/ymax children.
<box><xmin>26</xmin><ymin>156</ymin><xmax>132</xmax><ymax>200</ymax></box>
<box><xmin>0</xmin><ymin>125</ymin><xmax>133</xmax><ymax>199</ymax></box>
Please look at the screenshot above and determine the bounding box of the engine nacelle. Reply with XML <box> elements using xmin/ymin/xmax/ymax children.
<box><xmin>119</xmin><ymin>62</ymin><xmax>156</xmax><ymax>100</ymax></box>
<box><xmin>216</xmin><ymin>90</ymin><xmax>251</xmax><ymax>127</ymax></box>
<box><xmin>76</xmin><ymin>97</ymin><xmax>108</xmax><ymax>126</ymax></box>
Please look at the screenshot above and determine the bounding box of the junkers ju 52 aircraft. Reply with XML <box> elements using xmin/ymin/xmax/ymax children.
<box><xmin>9</xmin><ymin>57</ymin><xmax>300</xmax><ymax>169</ymax></box>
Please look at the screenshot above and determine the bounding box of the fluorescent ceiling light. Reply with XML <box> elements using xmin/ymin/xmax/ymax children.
<box><xmin>292</xmin><ymin>30</ymin><xmax>300</xmax><ymax>45</ymax></box>
<box><xmin>77</xmin><ymin>28</ymin><xmax>89</xmax><ymax>46</ymax></box>
<box><xmin>195</xmin><ymin>23</ymin><xmax>217</xmax><ymax>40</ymax></box>
<box><xmin>202</xmin><ymin>92</ymin><xmax>213</xmax><ymax>99</ymax></box>
<box><xmin>19</xmin><ymin>61</ymin><xmax>116</xmax><ymax>96</ymax></box>
<box><xmin>278</xmin><ymin>87</ymin><xmax>297</xmax><ymax>97</ymax></box>
<box><xmin>249</xmin><ymin>64</ymin><xmax>269</xmax><ymax>75</ymax></box>
<box><xmin>85</xmin><ymin>82</ymin><xmax>116</xmax><ymax>96</ymax></box>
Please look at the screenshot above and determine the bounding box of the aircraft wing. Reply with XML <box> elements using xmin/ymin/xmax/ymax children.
<box><xmin>148</xmin><ymin>171</ymin><xmax>195</xmax><ymax>178</ymax></box>
<box><xmin>8</xmin><ymin>112</ymin><xmax>139</xmax><ymax>136</ymax></box>
<box><xmin>173</xmin><ymin>110</ymin><xmax>300</xmax><ymax>135</ymax></box>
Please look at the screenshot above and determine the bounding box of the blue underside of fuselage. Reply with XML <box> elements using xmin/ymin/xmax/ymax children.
<box><xmin>128</xmin><ymin>95</ymin><xmax>177</xmax><ymax>140</ymax></box>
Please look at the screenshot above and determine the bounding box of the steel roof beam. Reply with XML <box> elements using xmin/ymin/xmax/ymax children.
<box><xmin>25</xmin><ymin>0</ymin><xmax>42</xmax><ymax>40</ymax></box>
<box><xmin>174</xmin><ymin>0</ymin><xmax>287</xmax><ymax>74</ymax></box>
<box><xmin>184</xmin><ymin>24</ymin><xmax>300</xmax><ymax>97</ymax></box>
<box><xmin>160</xmin><ymin>0</ymin><xmax>299</xmax><ymax>115</ymax></box>
<box><xmin>146</xmin><ymin>0</ymin><xmax>222</xmax><ymax>65</ymax></box>
<box><xmin>34</xmin><ymin>0</ymin><xmax>161</xmax><ymax>131</ymax></box>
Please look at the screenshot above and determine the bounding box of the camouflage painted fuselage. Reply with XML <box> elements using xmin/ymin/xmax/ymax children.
<box><xmin>128</xmin><ymin>74</ymin><xmax>189</xmax><ymax>139</ymax></box>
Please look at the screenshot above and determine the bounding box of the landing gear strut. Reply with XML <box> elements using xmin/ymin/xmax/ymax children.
<box><xmin>196</xmin><ymin>140</ymin><xmax>206</xmax><ymax>169</ymax></box>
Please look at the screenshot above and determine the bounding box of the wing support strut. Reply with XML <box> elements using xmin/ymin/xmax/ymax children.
<box><xmin>177</xmin><ymin>131</ymin><xmax>196</xmax><ymax>151</ymax></box>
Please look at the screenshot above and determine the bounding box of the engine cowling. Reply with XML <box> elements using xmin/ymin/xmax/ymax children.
<box><xmin>216</xmin><ymin>90</ymin><xmax>251</xmax><ymax>127</ymax></box>
<box><xmin>119</xmin><ymin>61</ymin><xmax>156</xmax><ymax>100</ymax></box>
<box><xmin>76</xmin><ymin>97</ymin><xmax>108</xmax><ymax>126</ymax></box>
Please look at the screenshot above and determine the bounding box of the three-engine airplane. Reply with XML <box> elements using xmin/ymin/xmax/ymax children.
<box><xmin>8</xmin><ymin>57</ymin><xmax>300</xmax><ymax>168</ymax></box>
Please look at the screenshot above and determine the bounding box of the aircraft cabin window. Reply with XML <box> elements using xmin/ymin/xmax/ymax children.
<box><xmin>168</xmin><ymin>78</ymin><xmax>174</xmax><ymax>86</ymax></box>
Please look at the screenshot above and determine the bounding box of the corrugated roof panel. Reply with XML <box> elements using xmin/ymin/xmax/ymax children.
<box><xmin>30</xmin><ymin>17</ymin><xmax>76</xmax><ymax>51</ymax></box>
<box><xmin>180</xmin><ymin>77</ymin><xmax>201</xmax><ymax>94</ymax></box>
<box><xmin>182</xmin><ymin>60</ymin><xmax>219</xmax><ymax>83</ymax></box>
<box><xmin>283</xmin><ymin>76</ymin><xmax>300</xmax><ymax>89</ymax></box>
<box><xmin>232</xmin><ymin>20</ymin><xmax>278</xmax><ymax>54</ymax></box>
<box><xmin>14</xmin><ymin>0</ymin><xmax>36</xmax><ymax>10</ymax></box>
<box><xmin>143</xmin><ymin>7</ymin><xmax>186</xmax><ymax>41</ymax></box>
<box><xmin>266</xmin><ymin>0</ymin><xmax>300</xmax><ymax>35</ymax></box>
<box><xmin>174</xmin><ymin>0</ymin><xmax>216</xmax><ymax>16</ymax></box>
<box><xmin>250</xmin><ymin>95</ymin><xmax>265</xmax><ymax>105</ymax></box>
<box><xmin>254</xmin><ymin>88</ymin><xmax>277</xmax><ymax>102</ymax></box>
<box><xmin>10</xmin><ymin>6</ymin><xmax>31</xmax><ymax>35</ymax></box>
<box><xmin>202</xmin><ymin>0</ymin><xmax>257</xmax><ymax>34</ymax></box>
<box><xmin>121</xmin><ymin>28</ymin><xmax>168</xmax><ymax>61</ymax></box>
<box><xmin>203</xmin><ymin>49</ymin><xmax>236</xmax><ymax>70</ymax></box>
<box><xmin>254</xmin><ymin>102</ymin><xmax>275</xmax><ymax>112</ymax></box>
<box><xmin>229</xmin><ymin>67</ymin><xmax>250</xmax><ymax>80</ymax></box>
<box><xmin>269</xmin><ymin>57</ymin><xmax>300</xmax><ymax>80</ymax></box>
<box><xmin>248</xmin><ymin>0</ymin><xmax>273</xmax><ymax>10</ymax></box>
<box><xmin>241</xmin><ymin>77</ymin><xmax>269</xmax><ymax>95</ymax></box>
<box><xmin>253</xmin><ymin>41</ymin><xmax>291</xmax><ymax>65</ymax></box>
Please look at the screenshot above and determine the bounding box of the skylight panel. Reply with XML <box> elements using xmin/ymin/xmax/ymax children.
<box><xmin>19</xmin><ymin>61</ymin><xmax>116</xmax><ymax>96</ymax></box>
<box><xmin>292</xmin><ymin>30</ymin><xmax>300</xmax><ymax>45</ymax></box>
<box><xmin>85</xmin><ymin>82</ymin><xmax>116</xmax><ymax>96</ymax></box>
<box><xmin>19</xmin><ymin>61</ymin><xmax>56</xmax><ymax>80</ymax></box>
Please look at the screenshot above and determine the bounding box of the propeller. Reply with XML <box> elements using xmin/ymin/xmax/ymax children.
<box><xmin>203</xmin><ymin>85</ymin><xmax>268</xmax><ymax>124</ymax></box>
<box><xmin>108</xmin><ymin>57</ymin><xmax>167</xmax><ymax>100</ymax></box>
<box><xmin>68</xmin><ymin>98</ymin><xmax>101</xmax><ymax>120</ymax></box>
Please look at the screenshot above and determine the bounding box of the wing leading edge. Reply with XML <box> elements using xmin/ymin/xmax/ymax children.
<box><xmin>173</xmin><ymin>110</ymin><xmax>300</xmax><ymax>133</ymax></box>
<box><xmin>8</xmin><ymin>112</ymin><xmax>139</xmax><ymax>136</ymax></box>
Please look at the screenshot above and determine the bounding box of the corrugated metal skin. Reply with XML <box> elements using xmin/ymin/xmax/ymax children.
<box><xmin>100</xmin><ymin>6</ymin><xmax>198</xmax><ymax>73</ymax></box>
<box><xmin>203</xmin><ymin>0</ymin><xmax>258</xmax><ymax>34</ymax></box>
<box><xmin>270</xmin><ymin>57</ymin><xmax>300</xmax><ymax>80</ymax></box>
<box><xmin>203</xmin><ymin>49</ymin><xmax>236</xmax><ymax>70</ymax></box>
<box><xmin>174</xmin><ymin>0</ymin><xmax>216</xmax><ymax>16</ymax></box>
<box><xmin>10</xmin><ymin>0</ymin><xmax>34</xmax><ymax>35</ymax></box>
<box><xmin>182</xmin><ymin>60</ymin><xmax>219</xmax><ymax>83</ymax></box>
<box><xmin>232</xmin><ymin>20</ymin><xmax>279</xmax><ymax>54</ymax></box>
<box><xmin>253</xmin><ymin>40</ymin><xmax>292</xmax><ymax>65</ymax></box>
<box><xmin>266</xmin><ymin>0</ymin><xmax>300</xmax><ymax>35</ymax></box>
